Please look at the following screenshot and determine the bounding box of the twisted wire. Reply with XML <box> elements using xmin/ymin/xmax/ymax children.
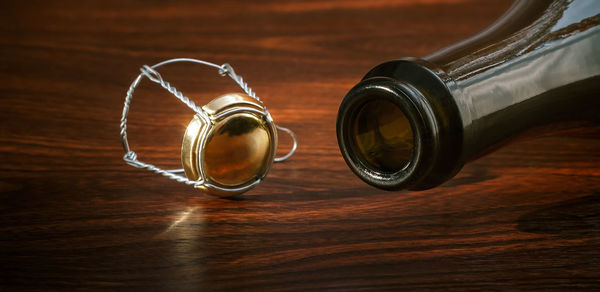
<box><xmin>119</xmin><ymin>74</ymin><xmax>142</xmax><ymax>153</ymax></box>
<box><xmin>123</xmin><ymin>151</ymin><xmax>203</xmax><ymax>186</ymax></box>
<box><xmin>120</xmin><ymin>62</ymin><xmax>207</xmax><ymax>186</ymax></box>
<box><xmin>219</xmin><ymin>63</ymin><xmax>261</xmax><ymax>104</ymax></box>
<box><xmin>140</xmin><ymin>65</ymin><xmax>205</xmax><ymax>116</ymax></box>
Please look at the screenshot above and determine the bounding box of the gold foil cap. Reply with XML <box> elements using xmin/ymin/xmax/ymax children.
<box><xmin>181</xmin><ymin>93</ymin><xmax>277</xmax><ymax>196</ymax></box>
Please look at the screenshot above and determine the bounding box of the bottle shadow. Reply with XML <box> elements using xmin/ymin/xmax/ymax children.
<box><xmin>517</xmin><ymin>194</ymin><xmax>600</xmax><ymax>237</ymax></box>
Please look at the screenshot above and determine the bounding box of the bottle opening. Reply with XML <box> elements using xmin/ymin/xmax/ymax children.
<box><xmin>337</xmin><ymin>65</ymin><xmax>456</xmax><ymax>191</ymax></box>
<box><xmin>351</xmin><ymin>99</ymin><xmax>414</xmax><ymax>173</ymax></box>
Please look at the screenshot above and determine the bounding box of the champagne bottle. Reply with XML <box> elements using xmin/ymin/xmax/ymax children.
<box><xmin>336</xmin><ymin>0</ymin><xmax>600</xmax><ymax>191</ymax></box>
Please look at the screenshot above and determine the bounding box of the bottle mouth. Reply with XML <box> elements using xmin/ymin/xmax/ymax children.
<box><xmin>350</xmin><ymin>98</ymin><xmax>414</xmax><ymax>173</ymax></box>
<box><xmin>337</xmin><ymin>77</ymin><xmax>439</xmax><ymax>191</ymax></box>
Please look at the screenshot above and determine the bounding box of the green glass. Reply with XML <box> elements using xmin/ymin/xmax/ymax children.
<box><xmin>352</xmin><ymin>99</ymin><xmax>413</xmax><ymax>172</ymax></box>
<box><xmin>337</xmin><ymin>0</ymin><xmax>600</xmax><ymax>191</ymax></box>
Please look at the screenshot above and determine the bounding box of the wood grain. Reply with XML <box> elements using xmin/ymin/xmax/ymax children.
<box><xmin>1</xmin><ymin>0</ymin><xmax>599</xmax><ymax>290</ymax></box>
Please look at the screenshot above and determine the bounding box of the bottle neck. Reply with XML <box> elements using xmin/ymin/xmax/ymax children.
<box><xmin>426</xmin><ymin>0</ymin><xmax>600</xmax><ymax>161</ymax></box>
<box><xmin>337</xmin><ymin>0</ymin><xmax>600</xmax><ymax>191</ymax></box>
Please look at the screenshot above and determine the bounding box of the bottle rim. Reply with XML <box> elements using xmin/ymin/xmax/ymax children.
<box><xmin>336</xmin><ymin>77</ymin><xmax>440</xmax><ymax>190</ymax></box>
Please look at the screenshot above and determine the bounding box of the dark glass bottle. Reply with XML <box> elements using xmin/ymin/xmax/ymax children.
<box><xmin>337</xmin><ymin>0</ymin><xmax>600</xmax><ymax>191</ymax></box>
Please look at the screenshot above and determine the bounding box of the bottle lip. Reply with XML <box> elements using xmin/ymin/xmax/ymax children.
<box><xmin>336</xmin><ymin>77</ymin><xmax>440</xmax><ymax>190</ymax></box>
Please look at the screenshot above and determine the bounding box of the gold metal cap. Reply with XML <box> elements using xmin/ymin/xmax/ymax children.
<box><xmin>181</xmin><ymin>93</ymin><xmax>277</xmax><ymax>196</ymax></box>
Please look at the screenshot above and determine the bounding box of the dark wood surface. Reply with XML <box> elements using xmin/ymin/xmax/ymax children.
<box><xmin>2</xmin><ymin>0</ymin><xmax>599</xmax><ymax>290</ymax></box>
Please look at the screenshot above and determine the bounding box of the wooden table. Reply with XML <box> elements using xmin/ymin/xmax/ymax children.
<box><xmin>2</xmin><ymin>0</ymin><xmax>599</xmax><ymax>290</ymax></box>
